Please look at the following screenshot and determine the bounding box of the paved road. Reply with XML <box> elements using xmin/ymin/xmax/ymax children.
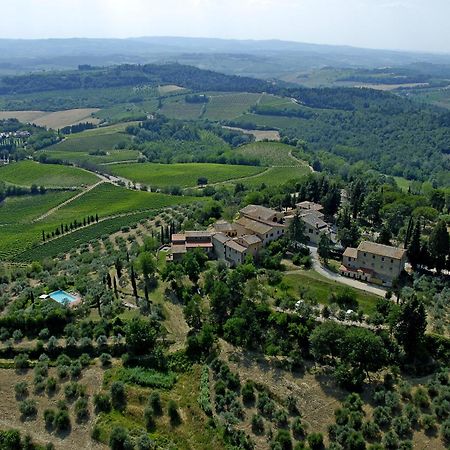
<box><xmin>301</xmin><ymin>245</ymin><xmax>390</xmax><ymax>299</ymax></box>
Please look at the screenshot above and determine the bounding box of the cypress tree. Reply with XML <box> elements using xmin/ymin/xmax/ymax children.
<box><xmin>429</xmin><ymin>220</ymin><xmax>449</xmax><ymax>274</ymax></box>
<box><xmin>95</xmin><ymin>213</ymin><xmax>99</xmax><ymax>223</ymax></box>
<box><xmin>407</xmin><ymin>220</ymin><xmax>421</xmax><ymax>269</ymax></box>
<box><xmin>42</xmin><ymin>230</ymin><xmax>45</xmax><ymax>242</ymax></box>
<box><xmin>130</xmin><ymin>265</ymin><xmax>138</xmax><ymax>301</ymax></box>
<box><xmin>404</xmin><ymin>216</ymin><xmax>413</xmax><ymax>248</ymax></box>
<box><xmin>113</xmin><ymin>277</ymin><xmax>118</xmax><ymax>298</ymax></box>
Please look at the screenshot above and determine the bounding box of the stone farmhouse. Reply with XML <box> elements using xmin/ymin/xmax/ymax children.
<box><xmin>169</xmin><ymin>202</ymin><xmax>335</xmax><ymax>266</ymax></box>
<box><xmin>340</xmin><ymin>241</ymin><xmax>407</xmax><ymax>286</ymax></box>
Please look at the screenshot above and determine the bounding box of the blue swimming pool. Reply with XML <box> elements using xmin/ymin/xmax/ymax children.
<box><xmin>49</xmin><ymin>290</ymin><xmax>77</xmax><ymax>304</ymax></box>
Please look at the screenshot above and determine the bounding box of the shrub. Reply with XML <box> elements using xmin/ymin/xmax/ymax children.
<box><xmin>274</xmin><ymin>408</ymin><xmax>289</xmax><ymax>427</ymax></box>
<box><xmin>74</xmin><ymin>397</ymin><xmax>89</xmax><ymax>422</ymax></box>
<box><xmin>94</xmin><ymin>393</ymin><xmax>111</xmax><ymax>413</ymax></box>
<box><xmin>383</xmin><ymin>430</ymin><xmax>399</xmax><ymax>450</ymax></box>
<box><xmin>168</xmin><ymin>399</ymin><xmax>181</xmax><ymax>425</ymax></box>
<box><xmin>109</xmin><ymin>426</ymin><xmax>133</xmax><ymax>450</ymax></box>
<box><xmin>251</xmin><ymin>414</ymin><xmax>264</xmax><ymax>434</ymax></box>
<box><xmin>14</xmin><ymin>353</ymin><xmax>29</xmax><ymax>370</ymax></box>
<box><xmin>421</xmin><ymin>414</ymin><xmax>437</xmax><ymax>432</ymax></box>
<box><xmin>12</xmin><ymin>329</ymin><xmax>23</xmax><ymax>342</ymax></box>
<box><xmin>100</xmin><ymin>353</ymin><xmax>112</xmax><ymax>367</ymax></box>
<box><xmin>392</xmin><ymin>415</ymin><xmax>412</xmax><ymax>438</ymax></box>
<box><xmin>111</xmin><ymin>381</ymin><xmax>126</xmax><ymax>411</ymax></box>
<box><xmin>413</xmin><ymin>387</ymin><xmax>430</xmax><ymax>409</ymax></box>
<box><xmin>241</xmin><ymin>380</ymin><xmax>255</xmax><ymax>404</ymax></box>
<box><xmin>69</xmin><ymin>361</ymin><xmax>82</xmax><ymax>379</ymax></box>
<box><xmin>144</xmin><ymin>406</ymin><xmax>155</xmax><ymax>431</ymax></box>
<box><xmin>273</xmin><ymin>429</ymin><xmax>292</xmax><ymax>450</ymax></box>
<box><xmin>44</xmin><ymin>408</ymin><xmax>56</xmax><ymax>429</ymax></box>
<box><xmin>46</xmin><ymin>377</ymin><xmax>57</xmax><ymax>395</ymax></box>
<box><xmin>307</xmin><ymin>432</ymin><xmax>324</xmax><ymax>450</ymax></box>
<box><xmin>64</xmin><ymin>382</ymin><xmax>81</xmax><ymax>402</ymax></box>
<box><xmin>441</xmin><ymin>419</ymin><xmax>450</xmax><ymax>444</ymax></box>
<box><xmin>19</xmin><ymin>399</ymin><xmax>37</xmax><ymax>418</ymax></box>
<box><xmin>137</xmin><ymin>433</ymin><xmax>155</xmax><ymax>450</ymax></box>
<box><xmin>15</xmin><ymin>381</ymin><xmax>28</xmax><ymax>398</ymax></box>
<box><xmin>79</xmin><ymin>353</ymin><xmax>91</xmax><ymax>367</ymax></box>
<box><xmin>57</xmin><ymin>365</ymin><xmax>69</xmax><ymax>379</ymax></box>
<box><xmin>362</xmin><ymin>421</ymin><xmax>381</xmax><ymax>440</ymax></box>
<box><xmin>373</xmin><ymin>406</ymin><xmax>392</xmax><ymax>428</ymax></box>
<box><xmin>54</xmin><ymin>409</ymin><xmax>70</xmax><ymax>432</ymax></box>
<box><xmin>149</xmin><ymin>391</ymin><xmax>163</xmax><ymax>416</ymax></box>
<box><xmin>291</xmin><ymin>417</ymin><xmax>306</xmax><ymax>439</ymax></box>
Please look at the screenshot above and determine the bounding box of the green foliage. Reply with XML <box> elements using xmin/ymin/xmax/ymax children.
<box><xmin>109</xmin><ymin>367</ymin><xmax>176</xmax><ymax>389</ymax></box>
<box><xmin>198</xmin><ymin>365</ymin><xmax>212</xmax><ymax>416</ymax></box>
<box><xmin>167</xmin><ymin>399</ymin><xmax>181</xmax><ymax>425</ymax></box>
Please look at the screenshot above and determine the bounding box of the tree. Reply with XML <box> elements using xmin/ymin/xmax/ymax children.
<box><xmin>136</xmin><ymin>251</ymin><xmax>157</xmax><ymax>287</ymax></box>
<box><xmin>125</xmin><ymin>317</ymin><xmax>159</xmax><ymax>355</ymax></box>
<box><xmin>109</xmin><ymin>426</ymin><xmax>133</xmax><ymax>450</ymax></box>
<box><xmin>184</xmin><ymin>295</ymin><xmax>203</xmax><ymax>330</ymax></box>
<box><xmin>394</xmin><ymin>295</ymin><xmax>426</xmax><ymax>358</ymax></box>
<box><xmin>428</xmin><ymin>220</ymin><xmax>449</xmax><ymax>273</ymax></box>
<box><xmin>110</xmin><ymin>382</ymin><xmax>126</xmax><ymax>412</ymax></box>
<box><xmin>318</xmin><ymin>233</ymin><xmax>332</xmax><ymax>263</ymax></box>
<box><xmin>407</xmin><ymin>219</ymin><xmax>421</xmax><ymax>269</ymax></box>
<box><xmin>288</xmin><ymin>213</ymin><xmax>307</xmax><ymax>245</ymax></box>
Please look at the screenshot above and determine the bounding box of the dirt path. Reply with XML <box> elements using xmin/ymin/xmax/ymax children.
<box><xmin>34</xmin><ymin>180</ymin><xmax>105</xmax><ymax>222</ymax></box>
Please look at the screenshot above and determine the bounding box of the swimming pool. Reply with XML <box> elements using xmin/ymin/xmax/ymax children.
<box><xmin>49</xmin><ymin>290</ymin><xmax>78</xmax><ymax>304</ymax></box>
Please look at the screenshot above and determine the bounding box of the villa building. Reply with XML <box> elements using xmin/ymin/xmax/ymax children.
<box><xmin>170</xmin><ymin>231</ymin><xmax>214</xmax><ymax>262</ymax></box>
<box><xmin>340</xmin><ymin>241</ymin><xmax>407</xmax><ymax>286</ymax></box>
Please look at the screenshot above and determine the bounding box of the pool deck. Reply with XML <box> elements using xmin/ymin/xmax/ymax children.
<box><xmin>48</xmin><ymin>290</ymin><xmax>82</xmax><ymax>308</ymax></box>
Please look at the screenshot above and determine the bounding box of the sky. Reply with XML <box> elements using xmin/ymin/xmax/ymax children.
<box><xmin>2</xmin><ymin>0</ymin><xmax>450</xmax><ymax>53</ymax></box>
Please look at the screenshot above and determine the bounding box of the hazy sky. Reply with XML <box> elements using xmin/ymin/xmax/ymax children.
<box><xmin>3</xmin><ymin>0</ymin><xmax>450</xmax><ymax>53</ymax></box>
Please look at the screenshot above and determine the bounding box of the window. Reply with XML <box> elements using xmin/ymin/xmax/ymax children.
<box><xmin>391</xmin><ymin>259</ymin><xmax>394</xmax><ymax>263</ymax></box>
<box><xmin>372</xmin><ymin>255</ymin><xmax>375</xmax><ymax>259</ymax></box>
<box><xmin>382</xmin><ymin>257</ymin><xmax>385</xmax><ymax>261</ymax></box>
<box><xmin>364</xmin><ymin>252</ymin><xmax>367</xmax><ymax>257</ymax></box>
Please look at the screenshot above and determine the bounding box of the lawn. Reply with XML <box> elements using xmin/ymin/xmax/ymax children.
<box><xmin>203</xmin><ymin>92</ymin><xmax>261</xmax><ymax>120</ymax></box>
<box><xmin>240</xmin><ymin>166</ymin><xmax>311</xmax><ymax>187</ymax></box>
<box><xmin>236</xmin><ymin>141</ymin><xmax>303</xmax><ymax>166</ymax></box>
<box><xmin>281</xmin><ymin>270</ymin><xmax>380</xmax><ymax>314</ymax></box>
<box><xmin>0</xmin><ymin>160</ymin><xmax>99</xmax><ymax>187</ymax></box>
<box><xmin>108</xmin><ymin>162</ymin><xmax>265</xmax><ymax>187</ymax></box>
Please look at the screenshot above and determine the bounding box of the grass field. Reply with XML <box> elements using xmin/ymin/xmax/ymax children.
<box><xmin>0</xmin><ymin>108</ymin><xmax>100</xmax><ymax>128</ymax></box>
<box><xmin>160</xmin><ymin>97</ymin><xmax>204</xmax><ymax>120</ymax></box>
<box><xmin>46</xmin><ymin>131</ymin><xmax>132</xmax><ymax>153</ymax></box>
<box><xmin>282</xmin><ymin>271</ymin><xmax>380</xmax><ymax>314</ymax></box>
<box><xmin>240</xmin><ymin>166</ymin><xmax>311</xmax><ymax>187</ymax></box>
<box><xmin>108</xmin><ymin>162</ymin><xmax>265</xmax><ymax>187</ymax></box>
<box><xmin>0</xmin><ymin>183</ymin><xmax>201</xmax><ymax>260</ymax></box>
<box><xmin>394</xmin><ymin>176</ymin><xmax>412</xmax><ymax>192</ymax></box>
<box><xmin>236</xmin><ymin>141</ymin><xmax>302</xmax><ymax>166</ymax></box>
<box><xmin>41</xmin><ymin>149</ymin><xmax>140</xmax><ymax>165</ymax></box>
<box><xmin>203</xmin><ymin>92</ymin><xmax>261</xmax><ymax>120</ymax></box>
<box><xmin>0</xmin><ymin>160</ymin><xmax>99</xmax><ymax>187</ymax></box>
<box><xmin>0</xmin><ymin>191</ymin><xmax>78</xmax><ymax>225</ymax></box>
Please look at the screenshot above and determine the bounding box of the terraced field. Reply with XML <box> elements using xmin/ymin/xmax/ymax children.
<box><xmin>109</xmin><ymin>162</ymin><xmax>265</xmax><ymax>187</ymax></box>
<box><xmin>0</xmin><ymin>183</ymin><xmax>201</xmax><ymax>260</ymax></box>
<box><xmin>0</xmin><ymin>160</ymin><xmax>99</xmax><ymax>187</ymax></box>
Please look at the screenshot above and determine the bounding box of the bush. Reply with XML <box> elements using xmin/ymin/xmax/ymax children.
<box><xmin>111</xmin><ymin>381</ymin><xmax>126</xmax><ymax>411</ymax></box>
<box><xmin>392</xmin><ymin>415</ymin><xmax>411</xmax><ymax>438</ymax></box>
<box><xmin>14</xmin><ymin>353</ymin><xmax>29</xmax><ymax>370</ymax></box>
<box><xmin>362</xmin><ymin>421</ymin><xmax>380</xmax><ymax>440</ymax></box>
<box><xmin>69</xmin><ymin>361</ymin><xmax>82</xmax><ymax>379</ymax></box>
<box><xmin>94</xmin><ymin>393</ymin><xmax>111</xmax><ymax>413</ymax></box>
<box><xmin>413</xmin><ymin>387</ymin><xmax>430</xmax><ymax>409</ymax></box>
<box><xmin>74</xmin><ymin>397</ymin><xmax>89</xmax><ymax>422</ymax></box>
<box><xmin>241</xmin><ymin>380</ymin><xmax>255</xmax><ymax>404</ymax></box>
<box><xmin>19</xmin><ymin>399</ymin><xmax>37</xmax><ymax>418</ymax></box>
<box><xmin>15</xmin><ymin>381</ymin><xmax>28</xmax><ymax>398</ymax></box>
<box><xmin>421</xmin><ymin>414</ymin><xmax>437</xmax><ymax>432</ymax></box>
<box><xmin>46</xmin><ymin>377</ymin><xmax>57</xmax><ymax>395</ymax></box>
<box><xmin>373</xmin><ymin>406</ymin><xmax>392</xmax><ymax>428</ymax></box>
<box><xmin>273</xmin><ymin>429</ymin><xmax>292</xmax><ymax>450</ymax></box>
<box><xmin>307</xmin><ymin>432</ymin><xmax>324</xmax><ymax>450</ymax></box>
<box><xmin>383</xmin><ymin>430</ymin><xmax>399</xmax><ymax>450</ymax></box>
<box><xmin>147</xmin><ymin>392</ymin><xmax>162</xmax><ymax>416</ymax></box>
<box><xmin>44</xmin><ymin>408</ymin><xmax>56</xmax><ymax>429</ymax></box>
<box><xmin>100</xmin><ymin>353</ymin><xmax>112</xmax><ymax>367</ymax></box>
<box><xmin>109</xmin><ymin>426</ymin><xmax>133</xmax><ymax>450</ymax></box>
<box><xmin>144</xmin><ymin>406</ymin><xmax>155</xmax><ymax>431</ymax></box>
<box><xmin>441</xmin><ymin>419</ymin><xmax>450</xmax><ymax>444</ymax></box>
<box><xmin>64</xmin><ymin>382</ymin><xmax>81</xmax><ymax>402</ymax></box>
<box><xmin>79</xmin><ymin>353</ymin><xmax>91</xmax><ymax>367</ymax></box>
<box><xmin>251</xmin><ymin>414</ymin><xmax>264</xmax><ymax>434</ymax></box>
<box><xmin>54</xmin><ymin>409</ymin><xmax>70</xmax><ymax>432</ymax></box>
<box><xmin>168</xmin><ymin>399</ymin><xmax>181</xmax><ymax>425</ymax></box>
<box><xmin>291</xmin><ymin>417</ymin><xmax>306</xmax><ymax>439</ymax></box>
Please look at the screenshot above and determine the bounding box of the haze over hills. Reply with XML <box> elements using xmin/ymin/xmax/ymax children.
<box><xmin>2</xmin><ymin>36</ymin><xmax>450</xmax><ymax>79</ymax></box>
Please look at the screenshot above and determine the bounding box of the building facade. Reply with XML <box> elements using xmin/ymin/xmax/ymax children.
<box><xmin>340</xmin><ymin>241</ymin><xmax>407</xmax><ymax>286</ymax></box>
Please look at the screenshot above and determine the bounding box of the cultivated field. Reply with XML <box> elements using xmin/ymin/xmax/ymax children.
<box><xmin>41</xmin><ymin>149</ymin><xmax>140</xmax><ymax>165</ymax></box>
<box><xmin>158</xmin><ymin>84</ymin><xmax>185</xmax><ymax>95</ymax></box>
<box><xmin>0</xmin><ymin>183</ymin><xmax>201</xmax><ymax>260</ymax></box>
<box><xmin>222</xmin><ymin>126</ymin><xmax>280</xmax><ymax>142</ymax></box>
<box><xmin>108</xmin><ymin>162</ymin><xmax>265</xmax><ymax>188</ymax></box>
<box><xmin>0</xmin><ymin>161</ymin><xmax>99</xmax><ymax>187</ymax></box>
<box><xmin>236</xmin><ymin>142</ymin><xmax>301</xmax><ymax>166</ymax></box>
<box><xmin>46</xmin><ymin>131</ymin><xmax>132</xmax><ymax>153</ymax></box>
<box><xmin>0</xmin><ymin>108</ymin><xmax>100</xmax><ymax>128</ymax></box>
<box><xmin>240</xmin><ymin>166</ymin><xmax>311</xmax><ymax>187</ymax></box>
<box><xmin>159</xmin><ymin>97</ymin><xmax>204</xmax><ymax>120</ymax></box>
<box><xmin>203</xmin><ymin>92</ymin><xmax>262</xmax><ymax>120</ymax></box>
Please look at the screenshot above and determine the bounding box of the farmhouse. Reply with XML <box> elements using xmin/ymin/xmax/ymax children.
<box><xmin>340</xmin><ymin>241</ymin><xmax>407</xmax><ymax>286</ymax></box>
<box><xmin>170</xmin><ymin>204</ymin><xmax>287</xmax><ymax>266</ymax></box>
<box><xmin>169</xmin><ymin>231</ymin><xmax>214</xmax><ymax>262</ymax></box>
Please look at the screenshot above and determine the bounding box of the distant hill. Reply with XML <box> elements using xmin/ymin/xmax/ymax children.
<box><xmin>1</xmin><ymin>36</ymin><xmax>450</xmax><ymax>78</ymax></box>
